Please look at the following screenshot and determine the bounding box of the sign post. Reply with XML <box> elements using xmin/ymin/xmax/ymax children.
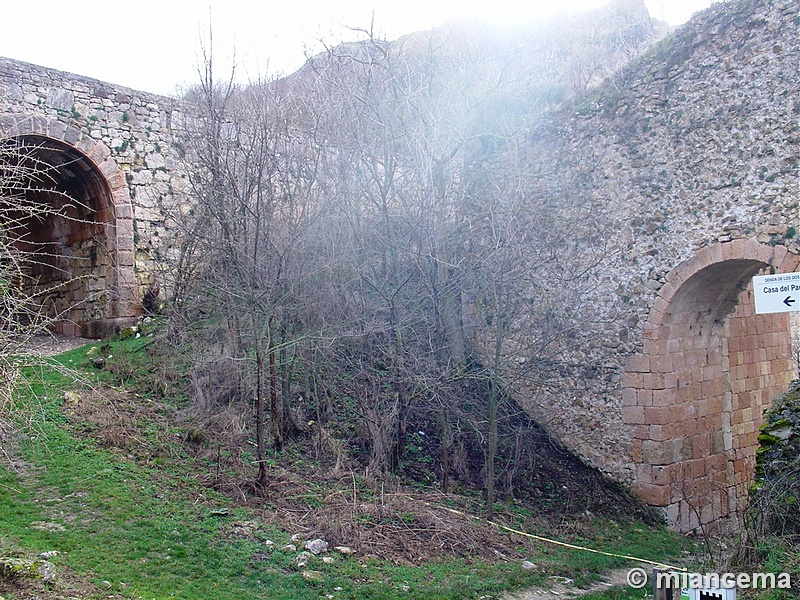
<box><xmin>753</xmin><ymin>272</ymin><xmax>800</xmax><ymax>314</ymax></box>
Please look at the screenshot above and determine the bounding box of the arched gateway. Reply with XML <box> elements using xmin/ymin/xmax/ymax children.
<box><xmin>1</xmin><ymin>118</ymin><xmax>140</xmax><ymax>337</ymax></box>
<box><xmin>623</xmin><ymin>240</ymin><xmax>799</xmax><ymax>531</ymax></box>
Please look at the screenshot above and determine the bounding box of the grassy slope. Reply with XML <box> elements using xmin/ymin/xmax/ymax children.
<box><xmin>0</xmin><ymin>339</ymin><xmax>695</xmax><ymax>600</ymax></box>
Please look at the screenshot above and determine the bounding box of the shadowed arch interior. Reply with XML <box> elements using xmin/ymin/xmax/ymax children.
<box><xmin>1</xmin><ymin>135</ymin><xmax>118</xmax><ymax>335</ymax></box>
<box><xmin>658</xmin><ymin>259</ymin><xmax>765</xmax><ymax>330</ymax></box>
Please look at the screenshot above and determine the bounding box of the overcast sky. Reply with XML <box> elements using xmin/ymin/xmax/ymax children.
<box><xmin>2</xmin><ymin>0</ymin><xmax>716</xmax><ymax>96</ymax></box>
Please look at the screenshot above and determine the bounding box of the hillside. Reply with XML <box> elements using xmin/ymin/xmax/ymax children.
<box><xmin>0</xmin><ymin>336</ymin><xmax>691</xmax><ymax>599</ymax></box>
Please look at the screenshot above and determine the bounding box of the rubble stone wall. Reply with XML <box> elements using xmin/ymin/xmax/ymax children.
<box><xmin>0</xmin><ymin>57</ymin><xmax>187</xmax><ymax>335</ymax></box>
<box><xmin>518</xmin><ymin>0</ymin><xmax>799</xmax><ymax>530</ymax></box>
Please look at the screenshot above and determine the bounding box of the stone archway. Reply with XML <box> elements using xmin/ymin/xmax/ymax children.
<box><xmin>623</xmin><ymin>239</ymin><xmax>799</xmax><ymax>532</ymax></box>
<box><xmin>1</xmin><ymin>117</ymin><xmax>139</xmax><ymax>337</ymax></box>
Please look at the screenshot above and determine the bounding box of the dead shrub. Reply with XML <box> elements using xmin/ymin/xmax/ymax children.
<box><xmin>190</xmin><ymin>354</ymin><xmax>252</xmax><ymax>412</ymax></box>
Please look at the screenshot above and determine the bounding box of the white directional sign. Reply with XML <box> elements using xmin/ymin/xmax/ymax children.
<box><xmin>753</xmin><ymin>272</ymin><xmax>800</xmax><ymax>314</ymax></box>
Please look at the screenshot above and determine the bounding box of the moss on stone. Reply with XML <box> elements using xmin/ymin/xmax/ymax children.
<box><xmin>0</xmin><ymin>557</ymin><xmax>45</xmax><ymax>580</ymax></box>
<box><xmin>757</xmin><ymin>432</ymin><xmax>780</xmax><ymax>446</ymax></box>
<box><xmin>751</xmin><ymin>380</ymin><xmax>800</xmax><ymax>535</ymax></box>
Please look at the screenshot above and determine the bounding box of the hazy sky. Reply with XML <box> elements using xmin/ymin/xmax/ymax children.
<box><xmin>2</xmin><ymin>0</ymin><xmax>716</xmax><ymax>96</ymax></box>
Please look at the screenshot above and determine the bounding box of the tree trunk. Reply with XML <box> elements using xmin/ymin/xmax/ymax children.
<box><xmin>486</xmin><ymin>310</ymin><xmax>504</xmax><ymax>521</ymax></box>
<box><xmin>486</xmin><ymin>377</ymin><xmax>498</xmax><ymax>521</ymax></box>
<box><xmin>255</xmin><ymin>346</ymin><xmax>267</xmax><ymax>488</ymax></box>
<box><xmin>269</xmin><ymin>329</ymin><xmax>284</xmax><ymax>451</ymax></box>
<box><xmin>440</xmin><ymin>406</ymin><xmax>451</xmax><ymax>493</ymax></box>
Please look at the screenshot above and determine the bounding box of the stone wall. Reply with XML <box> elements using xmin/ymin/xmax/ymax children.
<box><xmin>0</xmin><ymin>57</ymin><xmax>187</xmax><ymax>333</ymax></box>
<box><xmin>517</xmin><ymin>0</ymin><xmax>799</xmax><ymax>529</ymax></box>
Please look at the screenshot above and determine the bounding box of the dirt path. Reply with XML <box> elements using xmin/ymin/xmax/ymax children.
<box><xmin>2</xmin><ymin>333</ymin><xmax>89</xmax><ymax>474</ymax></box>
<box><xmin>22</xmin><ymin>333</ymin><xmax>92</xmax><ymax>357</ymax></box>
<box><xmin>504</xmin><ymin>568</ymin><xmax>634</xmax><ymax>599</ymax></box>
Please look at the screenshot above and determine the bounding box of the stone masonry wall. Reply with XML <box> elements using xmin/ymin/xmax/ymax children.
<box><xmin>517</xmin><ymin>0</ymin><xmax>799</xmax><ymax>529</ymax></box>
<box><xmin>0</xmin><ymin>57</ymin><xmax>188</xmax><ymax>328</ymax></box>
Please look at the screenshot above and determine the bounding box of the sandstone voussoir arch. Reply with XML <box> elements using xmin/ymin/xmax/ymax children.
<box><xmin>0</xmin><ymin>115</ymin><xmax>140</xmax><ymax>337</ymax></box>
<box><xmin>623</xmin><ymin>239</ymin><xmax>799</xmax><ymax>532</ymax></box>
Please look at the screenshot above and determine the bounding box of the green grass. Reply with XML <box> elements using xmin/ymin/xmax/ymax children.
<box><xmin>0</xmin><ymin>338</ymin><xmax>695</xmax><ymax>599</ymax></box>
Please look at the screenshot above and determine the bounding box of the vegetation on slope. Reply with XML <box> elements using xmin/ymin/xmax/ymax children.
<box><xmin>730</xmin><ymin>382</ymin><xmax>800</xmax><ymax>599</ymax></box>
<box><xmin>0</xmin><ymin>337</ymin><xmax>692</xmax><ymax>599</ymax></box>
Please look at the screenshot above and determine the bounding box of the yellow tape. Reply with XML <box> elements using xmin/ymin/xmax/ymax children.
<box><xmin>421</xmin><ymin>498</ymin><xmax>686</xmax><ymax>572</ymax></box>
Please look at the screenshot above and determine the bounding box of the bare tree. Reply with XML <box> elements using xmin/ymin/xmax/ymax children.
<box><xmin>173</xmin><ymin>48</ymin><xmax>326</xmax><ymax>487</ymax></box>
<box><xmin>170</xmin><ymin>12</ymin><xmax>636</xmax><ymax>498</ymax></box>
<box><xmin>298</xmin><ymin>27</ymin><xmax>602</xmax><ymax>498</ymax></box>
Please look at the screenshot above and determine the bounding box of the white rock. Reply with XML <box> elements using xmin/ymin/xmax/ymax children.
<box><xmin>305</xmin><ymin>538</ymin><xmax>328</xmax><ymax>555</ymax></box>
<box><xmin>62</xmin><ymin>391</ymin><xmax>80</xmax><ymax>405</ymax></box>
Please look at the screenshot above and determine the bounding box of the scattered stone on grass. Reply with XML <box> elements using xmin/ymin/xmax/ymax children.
<box><xmin>62</xmin><ymin>391</ymin><xmax>81</xmax><ymax>405</ymax></box>
<box><xmin>305</xmin><ymin>538</ymin><xmax>328</xmax><ymax>555</ymax></box>
<box><xmin>29</xmin><ymin>521</ymin><xmax>66</xmax><ymax>532</ymax></box>
<box><xmin>0</xmin><ymin>557</ymin><xmax>56</xmax><ymax>582</ymax></box>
